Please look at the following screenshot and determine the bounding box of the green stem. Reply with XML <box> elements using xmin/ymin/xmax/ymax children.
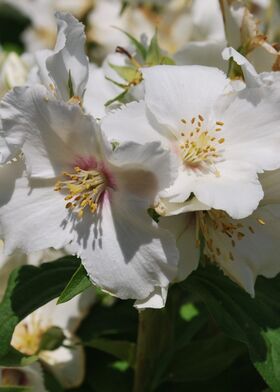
<box><xmin>133</xmin><ymin>288</ymin><xmax>180</xmax><ymax>392</ymax></box>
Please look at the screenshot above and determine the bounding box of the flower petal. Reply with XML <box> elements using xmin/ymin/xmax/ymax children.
<box><xmin>43</xmin><ymin>344</ymin><xmax>85</xmax><ymax>389</ymax></box>
<box><xmin>142</xmin><ymin>65</ymin><xmax>229</xmax><ymax>132</ymax></box>
<box><xmin>191</xmin><ymin>160</ymin><xmax>264</xmax><ymax>219</ymax></box>
<box><xmin>221</xmin><ymin>85</ymin><xmax>280</xmax><ymax>171</ymax></box>
<box><xmin>134</xmin><ymin>286</ymin><xmax>168</xmax><ymax>309</ymax></box>
<box><xmin>206</xmin><ymin>205</ymin><xmax>280</xmax><ymax>296</ymax></box>
<box><xmin>160</xmin><ymin>213</ymin><xmax>200</xmax><ymax>281</ymax></box>
<box><xmin>0</xmin><ymin>160</ymin><xmax>73</xmax><ymax>254</ymax></box>
<box><xmin>46</xmin><ymin>12</ymin><xmax>89</xmax><ymax>101</ymax></box>
<box><xmin>101</xmin><ymin>101</ymin><xmax>166</xmax><ymax>145</ymax></box>
<box><xmin>70</xmin><ymin>192</ymin><xmax>178</xmax><ymax>302</ymax></box>
<box><xmin>0</xmin><ymin>84</ymin><xmax>100</xmax><ymax>178</ymax></box>
<box><xmin>106</xmin><ymin>140</ymin><xmax>179</xmax><ymax>194</ymax></box>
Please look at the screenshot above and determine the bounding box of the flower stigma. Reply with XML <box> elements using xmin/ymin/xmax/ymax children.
<box><xmin>54</xmin><ymin>160</ymin><xmax>113</xmax><ymax>218</ymax></box>
<box><xmin>178</xmin><ymin>115</ymin><xmax>225</xmax><ymax>176</ymax></box>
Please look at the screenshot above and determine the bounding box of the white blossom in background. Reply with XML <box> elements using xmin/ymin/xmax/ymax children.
<box><xmin>0</xmin><ymin>0</ymin><xmax>93</xmax><ymax>52</ymax></box>
<box><xmin>10</xmin><ymin>296</ymin><xmax>89</xmax><ymax>389</ymax></box>
<box><xmin>87</xmin><ymin>0</ymin><xmax>225</xmax><ymax>56</ymax></box>
<box><xmin>0</xmin><ymin>363</ymin><xmax>47</xmax><ymax>391</ymax></box>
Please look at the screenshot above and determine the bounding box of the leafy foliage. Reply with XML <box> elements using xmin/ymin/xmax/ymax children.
<box><xmin>185</xmin><ymin>264</ymin><xmax>280</xmax><ymax>391</ymax></box>
<box><xmin>0</xmin><ymin>257</ymin><xmax>79</xmax><ymax>359</ymax></box>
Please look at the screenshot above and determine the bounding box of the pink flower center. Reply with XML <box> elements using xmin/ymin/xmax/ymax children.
<box><xmin>54</xmin><ymin>157</ymin><xmax>115</xmax><ymax>218</ymax></box>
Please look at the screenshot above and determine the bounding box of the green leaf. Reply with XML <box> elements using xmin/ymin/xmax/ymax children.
<box><xmin>113</xmin><ymin>27</ymin><xmax>147</xmax><ymax>60</ymax></box>
<box><xmin>109</xmin><ymin>63</ymin><xmax>139</xmax><ymax>83</ymax></box>
<box><xmin>57</xmin><ymin>263</ymin><xmax>92</xmax><ymax>304</ymax></box>
<box><xmin>86</xmin><ymin>338</ymin><xmax>136</xmax><ymax>366</ymax></box>
<box><xmin>0</xmin><ymin>256</ymin><xmax>79</xmax><ymax>358</ymax></box>
<box><xmin>146</xmin><ymin>32</ymin><xmax>161</xmax><ymax>66</ymax></box>
<box><xmin>167</xmin><ymin>334</ymin><xmax>244</xmax><ymax>382</ymax></box>
<box><xmin>185</xmin><ymin>264</ymin><xmax>280</xmax><ymax>391</ymax></box>
<box><xmin>0</xmin><ymin>347</ymin><xmax>37</xmax><ymax>367</ymax></box>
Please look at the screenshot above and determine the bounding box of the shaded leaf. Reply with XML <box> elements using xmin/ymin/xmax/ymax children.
<box><xmin>0</xmin><ymin>256</ymin><xmax>79</xmax><ymax>358</ymax></box>
<box><xmin>185</xmin><ymin>264</ymin><xmax>280</xmax><ymax>391</ymax></box>
<box><xmin>57</xmin><ymin>263</ymin><xmax>92</xmax><ymax>304</ymax></box>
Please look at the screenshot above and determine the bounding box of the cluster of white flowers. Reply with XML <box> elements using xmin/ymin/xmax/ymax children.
<box><xmin>0</xmin><ymin>0</ymin><xmax>280</xmax><ymax>388</ymax></box>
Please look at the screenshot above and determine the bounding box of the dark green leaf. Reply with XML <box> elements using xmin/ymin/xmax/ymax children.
<box><xmin>86</xmin><ymin>338</ymin><xmax>136</xmax><ymax>366</ymax></box>
<box><xmin>57</xmin><ymin>263</ymin><xmax>92</xmax><ymax>304</ymax></box>
<box><xmin>167</xmin><ymin>334</ymin><xmax>244</xmax><ymax>382</ymax></box>
<box><xmin>0</xmin><ymin>347</ymin><xmax>37</xmax><ymax>367</ymax></box>
<box><xmin>185</xmin><ymin>264</ymin><xmax>280</xmax><ymax>391</ymax></box>
<box><xmin>0</xmin><ymin>256</ymin><xmax>79</xmax><ymax>358</ymax></box>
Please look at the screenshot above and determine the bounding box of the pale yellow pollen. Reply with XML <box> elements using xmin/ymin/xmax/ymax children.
<box><xmin>178</xmin><ymin>115</ymin><xmax>225</xmax><ymax>169</ymax></box>
<box><xmin>54</xmin><ymin>166</ymin><xmax>107</xmax><ymax>218</ymax></box>
<box><xmin>257</xmin><ymin>218</ymin><xmax>266</xmax><ymax>225</ymax></box>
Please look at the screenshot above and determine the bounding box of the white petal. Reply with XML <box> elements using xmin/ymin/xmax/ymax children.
<box><xmin>221</xmin><ymin>85</ymin><xmax>280</xmax><ymax>171</ymax></box>
<box><xmin>142</xmin><ymin>65</ymin><xmax>229</xmax><ymax>132</ymax></box>
<box><xmin>42</xmin><ymin>344</ymin><xmax>85</xmax><ymax>389</ymax></box>
<box><xmin>222</xmin><ymin>47</ymin><xmax>260</xmax><ymax>87</ymax></box>
<box><xmin>192</xmin><ymin>160</ymin><xmax>264</xmax><ymax>219</ymax></box>
<box><xmin>175</xmin><ymin>40</ymin><xmax>227</xmax><ymax>71</ymax></box>
<box><xmin>206</xmin><ymin>204</ymin><xmax>280</xmax><ymax>295</ymax></box>
<box><xmin>70</xmin><ymin>192</ymin><xmax>179</xmax><ymax>301</ymax></box>
<box><xmin>107</xmin><ymin>141</ymin><xmax>179</xmax><ymax>194</ymax></box>
<box><xmin>0</xmin><ymin>85</ymin><xmax>100</xmax><ymax>178</ymax></box>
<box><xmin>101</xmin><ymin>101</ymin><xmax>166</xmax><ymax>145</ymax></box>
<box><xmin>160</xmin><ymin>213</ymin><xmax>199</xmax><ymax>281</ymax></box>
<box><xmin>83</xmin><ymin>64</ymin><xmax>121</xmax><ymax>119</ymax></box>
<box><xmin>134</xmin><ymin>286</ymin><xmax>168</xmax><ymax>309</ymax></box>
<box><xmin>0</xmin><ymin>160</ymin><xmax>74</xmax><ymax>254</ymax></box>
<box><xmin>46</xmin><ymin>12</ymin><xmax>89</xmax><ymax>101</ymax></box>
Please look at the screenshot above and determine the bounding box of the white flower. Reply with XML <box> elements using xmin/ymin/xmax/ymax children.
<box><xmin>2</xmin><ymin>0</ymin><xmax>93</xmax><ymax>52</ymax></box>
<box><xmin>0</xmin><ymin>84</ymin><xmax>178</xmax><ymax>306</ymax></box>
<box><xmin>0</xmin><ymin>363</ymin><xmax>47</xmax><ymax>391</ymax></box>
<box><xmin>10</xmin><ymin>294</ymin><xmax>91</xmax><ymax>389</ymax></box>
<box><xmin>161</xmin><ymin>167</ymin><xmax>280</xmax><ymax>296</ymax></box>
<box><xmin>102</xmin><ymin>64</ymin><xmax>280</xmax><ymax>219</ymax></box>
